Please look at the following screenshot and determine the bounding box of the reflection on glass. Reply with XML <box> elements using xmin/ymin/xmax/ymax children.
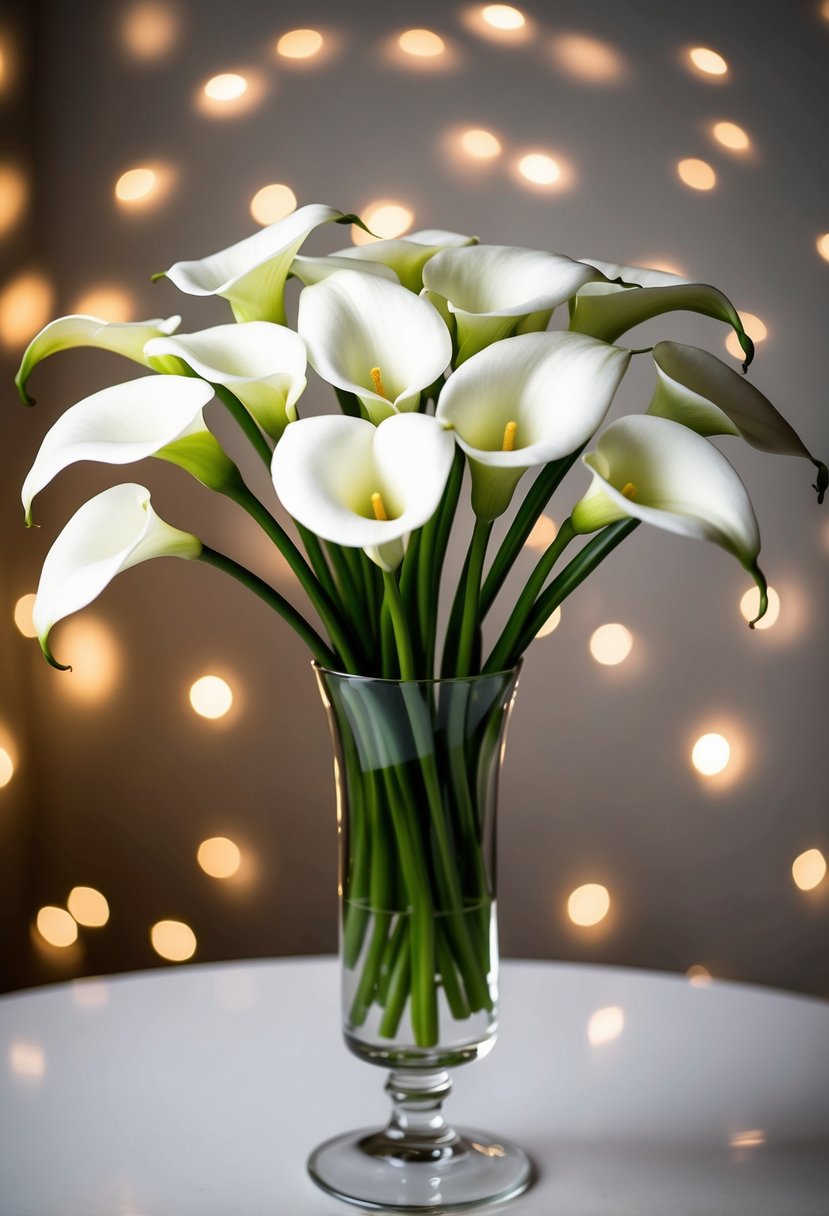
<box><xmin>589</xmin><ymin>623</ymin><xmax>633</xmax><ymax>666</ymax></box>
<box><xmin>567</xmin><ymin>883</ymin><xmax>610</xmax><ymax>927</ymax></box>
<box><xmin>9</xmin><ymin>1041</ymin><xmax>45</xmax><ymax>1079</ymax></box>
<box><xmin>587</xmin><ymin>1005</ymin><xmax>624</xmax><ymax>1044</ymax></box>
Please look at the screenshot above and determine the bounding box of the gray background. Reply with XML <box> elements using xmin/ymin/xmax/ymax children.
<box><xmin>1</xmin><ymin>0</ymin><xmax>827</xmax><ymax>995</ymax></box>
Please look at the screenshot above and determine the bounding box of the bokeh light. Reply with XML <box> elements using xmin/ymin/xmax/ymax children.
<box><xmin>740</xmin><ymin>585</ymin><xmax>780</xmax><ymax>629</ymax></box>
<box><xmin>730</xmin><ymin>1130</ymin><xmax>766</xmax><ymax>1149</ymax></box>
<box><xmin>189</xmin><ymin>674</ymin><xmax>234</xmax><ymax>719</ymax></box>
<box><xmin>587</xmin><ymin>1005</ymin><xmax>624</xmax><ymax>1044</ymax></box>
<box><xmin>13</xmin><ymin>593</ymin><xmax>37</xmax><ymax>638</ymax></box>
<box><xmin>250</xmin><ymin>183</ymin><xmax>297</xmax><ymax>226</ymax></box>
<box><xmin>550</xmin><ymin>33</ymin><xmax>626</xmax><ymax>83</ymax></box>
<box><xmin>0</xmin><ymin>271</ymin><xmax>54</xmax><ymax>349</ymax></box>
<box><xmin>353</xmin><ymin>200</ymin><xmax>414</xmax><ymax>245</ymax></box>
<box><xmin>276</xmin><ymin>29</ymin><xmax>324</xmax><ymax>60</ymax></box>
<box><xmin>535</xmin><ymin>606</ymin><xmax>562</xmax><ymax>639</ymax></box>
<box><xmin>72</xmin><ymin>285</ymin><xmax>134</xmax><ymax>322</ymax></box>
<box><xmin>589</xmin><ymin>623</ymin><xmax>633</xmax><ymax>666</ymax></box>
<box><xmin>817</xmin><ymin>233</ymin><xmax>829</xmax><ymax>262</ymax></box>
<box><xmin>0</xmin><ymin>27</ymin><xmax>18</xmax><ymax>95</ymax></box>
<box><xmin>791</xmin><ymin>848</ymin><xmax>826</xmax><ymax>892</ymax></box>
<box><xmin>460</xmin><ymin>128</ymin><xmax>502</xmax><ymax>160</ymax></box>
<box><xmin>120</xmin><ymin>2</ymin><xmax>180</xmax><ymax>60</ymax></box>
<box><xmin>0</xmin><ymin>748</ymin><xmax>14</xmax><ymax>788</ymax></box>
<box><xmin>691</xmin><ymin>732</ymin><xmax>731</xmax><ymax>777</ymax></box>
<box><xmin>36</xmin><ymin>906</ymin><xmax>78</xmax><ymax>948</ymax></box>
<box><xmin>677</xmin><ymin>158</ymin><xmax>717</xmax><ymax>191</ymax></box>
<box><xmin>114</xmin><ymin>166</ymin><xmax>158</xmax><ymax>203</ymax></box>
<box><xmin>398</xmin><ymin>29</ymin><xmax>445</xmax><ymax>58</ymax></box>
<box><xmin>203</xmin><ymin>72</ymin><xmax>247</xmax><ymax>101</ymax></box>
<box><xmin>71</xmin><ymin>979</ymin><xmax>109</xmax><ymax>1010</ymax></box>
<box><xmin>482</xmin><ymin>5</ymin><xmax>525</xmax><ymax>30</ymax></box>
<box><xmin>9</xmin><ymin>1041</ymin><xmax>45</xmax><ymax>1079</ymax></box>
<box><xmin>517</xmin><ymin>152</ymin><xmax>561</xmax><ymax>186</ymax></box>
<box><xmin>53</xmin><ymin>618</ymin><xmax>121</xmax><ymax>704</ymax></box>
<box><xmin>712</xmin><ymin>120</ymin><xmax>750</xmax><ymax>151</ymax></box>
<box><xmin>687</xmin><ymin>964</ymin><xmax>712</xmax><ymax>986</ymax></box>
<box><xmin>688</xmin><ymin>46</ymin><xmax>728</xmax><ymax>76</ymax></box>
<box><xmin>726</xmin><ymin>312</ymin><xmax>767</xmax><ymax>360</ymax></box>
<box><xmin>567</xmin><ymin>883</ymin><xmax>610</xmax><ymax>927</ymax></box>
<box><xmin>0</xmin><ymin>164</ymin><xmax>28</xmax><ymax>238</ymax></box>
<box><xmin>197</xmin><ymin>836</ymin><xmax>242</xmax><ymax>879</ymax></box>
<box><xmin>524</xmin><ymin>515</ymin><xmax>557</xmax><ymax>552</ymax></box>
<box><xmin>67</xmin><ymin>886</ymin><xmax>109</xmax><ymax>928</ymax></box>
<box><xmin>150</xmin><ymin>919</ymin><xmax>196</xmax><ymax>961</ymax></box>
<box><xmin>198</xmin><ymin>71</ymin><xmax>264</xmax><ymax>116</ymax></box>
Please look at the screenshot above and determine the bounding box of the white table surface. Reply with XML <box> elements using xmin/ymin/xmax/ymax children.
<box><xmin>2</xmin><ymin>957</ymin><xmax>828</xmax><ymax>1216</ymax></box>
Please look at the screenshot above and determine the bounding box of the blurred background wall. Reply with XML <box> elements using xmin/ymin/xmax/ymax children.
<box><xmin>1</xmin><ymin>0</ymin><xmax>827</xmax><ymax>997</ymax></box>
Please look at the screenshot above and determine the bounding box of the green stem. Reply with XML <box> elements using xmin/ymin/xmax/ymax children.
<box><xmin>214</xmin><ymin>385</ymin><xmax>273</xmax><ymax>469</ymax></box>
<box><xmin>198</xmin><ymin>548</ymin><xmax>337</xmax><ymax>667</ymax></box>
<box><xmin>425</xmin><ymin>449</ymin><xmax>464</xmax><ymax>676</ymax></box>
<box><xmin>382</xmin><ymin>571</ymin><xmax>416</xmax><ymax>680</ymax></box>
<box><xmin>296</xmin><ymin>524</ymin><xmax>340</xmax><ymax>609</ymax></box>
<box><xmin>454</xmin><ymin>519</ymin><xmax>492</xmax><ymax>678</ymax></box>
<box><xmin>378</xmin><ymin>923</ymin><xmax>411</xmax><ymax>1039</ymax></box>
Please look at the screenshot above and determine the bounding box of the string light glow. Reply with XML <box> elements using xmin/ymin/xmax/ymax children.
<box><xmin>691</xmin><ymin>732</ymin><xmax>731</xmax><ymax>776</ymax></box>
<box><xmin>36</xmin><ymin>906</ymin><xmax>78</xmax><ymax>949</ymax></box>
<box><xmin>535</xmin><ymin>606</ymin><xmax>562</xmax><ymax>639</ymax></box>
<box><xmin>352</xmin><ymin>200</ymin><xmax>414</xmax><ymax>245</ymax></box>
<box><xmin>199</xmin><ymin>71</ymin><xmax>264</xmax><ymax>116</ymax></box>
<box><xmin>250</xmin><ymin>183</ymin><xmax>297</xmax><ymax>226</ymax></box>
<box><xmin>0</xmin><ymin>748</ymin><xmax>13</xmax><ymax>788</ymax></box>
<box><xmin>203</xmin><ymin>72</ymin><xmax>248</xmax><ymax>101</ymax></box>
<box><xmin>712</xmin><ymin>121</ymin><xmax>750</xmax><ymax>151</ymax></box>
<box><xmin>0</xmin><ymin>164</ymin><xmax>27</xmax><ymax>237</ymax></box>
<box><xmin>677</xmin><ymin>158</ymin><xmax>717</xmax><ymax>191</ymax></box>
<box><xmin>150</xmin><ymin>919</ymin><xmax>197</xmax><ymax>962</ymax></box>
<box><xmin>567</xmin><ymin>883</ymin><xmax>610</xmax><ymax>927</ymax></box>
<box><xmin>398</xmin><ymin>29</ymin><xmax>445</xmax><ymax>58</ymax></box>
<box><xmin>67</xmin><ymin>886</ymin><xmax>109</xmax><ymax>928</ymax></box>
<box><xmin>740</xmin><ymin>585</ymin><xmax>779</xmax><ymax>629</ymax></box>
<box><xmin>726</xmin><ymin>312</ymin><xmax>767</xmax><ymax>360</ymax></box>
<box><xmin>0</xmin><ymin>271</ymin><xmax>54</xmax><ymax>349</ymax></box>
<box><xmin>120</xmin><ymin>2</ymin><xmax>180</xmax><ymax>60</ymax></box>
<box><xmin>54</xmin><ymin>618</ymin><xmax>121</xmax><ymax>703</ymax></box>
<box><xmin>72</xmin><ymin>286</ymin><xmax>134</xmax><ymax>322</ymax></box>
<box><xmin>197</xmin><ymin>836</ymin><xmax>242</xmax><ymax>879</ymax></box>
<box><xmin>524</xmin><ymin>515</ymin><xmax>557</xmax><ymax>551</ymax></box>
<box><xmin>482</xmin><ymin>5</ymin><xmax>525</xmax><ymax>30</ymax></box>
<box><xmin>687</xmin><ymin>964</ymin><xmax>712</xmax><ymax>986</ymax></box>
<box><xmin>589</xmin><ymin>623</ymin><xmax>633</xmax><ymax>666</ymax></box>
<box><xmin>276</xmin><ymin>29</ymin><xmax>324</xmax><ymax>60</ymax></box>
<box><xmin>817</xmin><ymin>234</ymin><xmax>829</xmax><ymax>263</ymax></box>
<box><xmin>587</xmin><ymin>1005</ymin><xmax>624</xmax><ymax>1044</ymax></box>
<box><xmin>460</xmin><ymin>128</ymin><xmax>502</xmax><ymax>160</ymax></box>
<box><xmin>791</xmin><ymin>848</ymin><xmax>826</xmax><ymax>892</ymax></box>
<box><xmin>115</xmin><ymin>166</ymin><xmax>157</xmax><ymax>203</ymax></box>
<box><xmin>517</xmin><ymin>153</ymin><xmax>561</xmax><ymax>186</ymax></box>
<box><xmin>189</xmin><ymin>675</ymin><xmax>234</xmax><ymax>719</ymax></box>
<box><xmin>688</xmin><ymin>47</ymin><xmax>728</xmax><ymax>76</ymax></box>
<box><xmin>551</xmin><ymin>34</ymin><xmax>626</xmax><ymax>83</ymax></box>
<box><xmin>13</xmin><ymin>593</ymin><xmax>37</xmax><ymax>638</ymax></box>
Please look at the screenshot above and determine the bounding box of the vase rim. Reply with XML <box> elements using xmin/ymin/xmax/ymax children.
<box><xmin>311</xmin><ymin>660</ymin><xmax>522</xmax><ymax>687</ymax></box>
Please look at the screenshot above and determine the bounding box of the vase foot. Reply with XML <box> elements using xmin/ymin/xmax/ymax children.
<box><xmin>307</xmin><ymin>1125</ymin><xmax>533</xmax><ymax>1211</ymax></box>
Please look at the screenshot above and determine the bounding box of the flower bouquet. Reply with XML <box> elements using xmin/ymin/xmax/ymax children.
<box><xmin>16</xmin><ymin>203</ymin><xmax>825</xmax><ymax>1209</ymax></box>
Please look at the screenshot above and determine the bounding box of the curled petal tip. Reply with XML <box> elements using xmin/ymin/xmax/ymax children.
<box><xmin>812</xmin><ymin>459</ymin><xmax>827</xmax><ymax>505</ymax></box>
<box><xmin>740</xmin><ymin>334</ymin><xmax>755</xmax><ymax>374</ymax></box>
<box><xmin>41</xmin><ymin>641</ymin><xmax>71</xmax><ymax>672</ymax></box>
<box><xmin>748</xmin><ymin>564</ymin><xmax>768</xmax><ymax>629</ymax></box>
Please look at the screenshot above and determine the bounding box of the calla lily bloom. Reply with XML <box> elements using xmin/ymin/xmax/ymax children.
<box><xmin>21</xmin><ymin>376</ymin><xmax>237</xmax><ymax>525</ymax></box>
<box><xmin>421</xmin><ymin>244</ymin><xmax>601</xmax><ymax>364</ymax></box>
<box><xmin>648</xmin><ymin>341</ymin><xmax>827</xmax><ymax>502</ymax></box>
<box><xmin>157</xmin><ymin>203</ymin><xmax>359</xmax><ymax>325</ymax></box>
<box><xmin>571</xmin><ymin>414</ymin><xmax>767</xmax><ymax>621</ymax></box>
<box><xmin>145</xmin><ymin>322</ymin><xmax>307</xmax><ymax>441</ymax></box>
<box><xmin>272</xmin><ymin>412</ymin><xmax>455</xmax><ymax>571</ymax></box>
<box><xmin>290</xmin><ymin>254</ymin><xmax>399</xmax><ymax>287</ymax></box>
<box><xmin>570</xmin><ymin>259</ymin><xmax>754</xmax><ymax>370</ymax></box>
<box><xmin>436</xmin><ymin>331</ymin><xmax>631</xmax><ymax>520</ymax></box>
<box><xmin>33</xmin><ymin>483</ymin><xmax>202</xmax><ymax>669</ymax></box>
<box><xmin>330</xmin><ymin>229</ymin><xmax>477</xmax><ymax>292</ymax></box>
<box><xmin>15</xmin><ymin>314</ymin><xmax>181</xmax><ymax>405</ymax></box>
<box><xmin>297</xmin><ymin>269</ymin><xmax>452</xmax><ymax>424</ymax></box>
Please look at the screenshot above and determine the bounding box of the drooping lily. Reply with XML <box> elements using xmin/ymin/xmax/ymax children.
<box><xmin>297</xmin><ymin>269</ymin><xmax>452</xmax><ymax>424</ymax></box>
<box><xmin>272</xmin><ymin>412</ymin><xmax>455</xmax><ymax>571</ymax></box>
<box><xmin>156</xmin><ymin>203</ymin><xmax>360</xmax><ymax>325</ymax></box>
<box><xmin>571</xmin><ymin>414</ymin><xmax>768</xmax><ymax>622</ymax></box>
<box><xmin>328</xmin><ymin>229</ymin><xmax>477</xmax><ymax>292</ymax></box>
<box><xmin>33</xmin><ymin>483</ymin><xmax>202</xmax><ymax>669</ymax></box>
<box><xmin>435</xmin><ymin>331</ymin><xmax>631</xmax><ymax>520</ymax></box>
<box><xmin>570</xmin><ymin>259</ymin><xmax>755</xmax><ymax>371</ymax></box>
<box><xmin>22</xmin><ymin>375</ymin><xmax>237</xmax><ymax>525</ymax></box>
<box><xmin>15</xmin><ymin>314</ymin><xmax>181</xmax><ymax>405</ymax></box>
<box><xmin>144</xmin><ymin>322</ymin><xmax>307</xmax><ymax>441</ymax></box>
<box><xmin>648</xmin><ymin>341</ymin><xmax>827</xmax><ymax>502</ymax></box>
<box><xmin>421</xmin><ymin>244</ymin><xmax>601</xmax><ymax>364</ymax></box>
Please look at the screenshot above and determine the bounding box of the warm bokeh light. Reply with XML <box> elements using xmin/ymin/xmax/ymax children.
<box><xmin>198</xmin><ymin>71</ymin><xmax>264</xmax><ymax>116</ymax></box>
<box><xmin>67</xmin><ymin>886</ymin><xmax>110</xmax><ymax>928</ymax></box>
<box><xmin>460</xmin><ymin>128</ymin><xmax>502</xmax><ymax>160</ymax></box>
<box><xmin>120</xmin><ymin>2</ymin><xmax>180</xmax><ymax>60</ymax></box>
<box><xmin>791</xmin><ymin>848</ymin><xmax>827</xmax><ymax>892</ymax></box>
<box><xmin>687</xmin><ymin>964</ymin><xmax>712</xmax><ymax>986</ymax></box>
<box><xmin>0</xmin><ymin>271</ymin><xmax>54</xmax><ymax>349</ymax></box>
<box><xmin>13</xmin><ymin>592</ymin><xmax>36</xmax><ymax>638</ymax></box>
<box><xmin>817</xmin><ymin>233</ymin><xmax>829</xmax><ymax>262</ymax></box>
<box><xmin>0</xmin><ymin>747</ymin><xmax>13</xmax><ymax>788</ymax></box>
<box><xmin>0</xmin><ymin>27</ymin><xmax>18</xmax><ymax>95</ymax></box>
<box><xmin>688</xmin><ymin>46</ymin><xmax>728</xmax><ymax>76</ymax></box>
<box><xmin>642</xmin><ymin>257</ymin><xmax>687</xmax><ymax>277</ymax></box>
<box><xmin>353</xmin><ymin>200</ymin><xmax>414</xmax><ymax>245</ymax></box>
<box><xmin>36</xmin><ymin>906</ymin><xmax>78</xmax><ymax>949</ymax></box>
<box><xmin>691</xmin><ymin>732</ymin><xmax>731</xmax><ymax>776</ymax></box>
<box><xmin>725</xmin><ymin>312</ymin><xmax>767</xmax><ymax>360</ymax></box>
<box><xmin>276</xmin><ymin>29</ymin><xmax>324</xmax><ymax>60</ymax></box>
<box><xmin>482</xmin><ymin>4</ymin><xmax>525</xmax><ymax>30</ymax></box>
<box><xmin>587</xmin><ymin>1005</ymin><xmax>624</xmax><ymax>1045</ymax></box>
<box><xmin>204</xmin><ymin>72</ymin><xmax>248</xmax><ymax>101</ymax></box>
<box><xmin>197</xmin><ymin>836</ymin><xmax>242</xmax><ymax>879</ymax></box>
<box><xmin>712</xmin><ymin>121</ymin><xmax>750</xmax><ymax>151</ymax></box>
<box><xmin>72</xmin><ymin>285</ymin><xmax>134</xmax><ymax>322</ymax></box>
<box><xmin>53</xmin><ymin>618</ymin><xmax>121</xmax><ymax>703</ymax></box>
<box><xmin>677</xmin><ymin>158</ymin><xmax>717</xmax><ymax>191</ymax></box>
<box><xmin>567</xmin><ymin>883</ymin><xmax>610</xmax><ymax>927</ymax></box>
<box><xmin>740</xmin><ymin>585</ymin><xmax>780</xmax><ymax>629</ymax></box>
<box><xmin>551</xmin><ymin>33</ymin><xmax>626</xmax><ymax>83</ymax></box>
<box><xmin>589</xmin><ymin>623</ymin><xmax>633</xmax><ymax>666</ymax></box>
<box><xmin>151</xmin><ymin>919</ymin><xmax>197</xmax><ymax>962</ymax></box>
<box><xmin>524</xmin><ymin>515</ymin><xmax>558</xmax><ymax>551</ymax></box>
<box><xmin>250</xmin><ymin>182</ymin><xmax>297</xmax><ymax>226</ymax></box>
<box><xmin>115</xmin><ymin>166</ymin><xmax>157</xmax><ymax>203</ymax></box>
<box><xmin>729</xmin><ymin>1130</ymin><xmax>766</xmax><ymax>1148</ymax></box>
<box><xmin>9</xmin><ymin>1041</ymin><xmax>45</xmax><ymax>1079</ymax></box>
<box><xmin>518</xmin><ymin>152</ymin><xmax>561</xmax><ymax>186</ymax></box>
<box><xmin>398</xmin><ymin>29</ymin><xmax>445</xmax><ymax>58</ymax></box>
<box><xmin>535</xmin><ymin>606</ymin><xmax>562</xmax><ymax>639</ymax></box>
<box><xmin>0</xmin><ymin>164</ymin><xmax>27</xmax><ymax>238</ymax></box>
<box><xmin>189</xmin><ymin>674</ymin><xmax>234</xmax><ymax>719</ymax></box>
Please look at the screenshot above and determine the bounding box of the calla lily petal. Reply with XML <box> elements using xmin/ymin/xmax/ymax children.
<box><xmin>571</xmin><ymin>414</ymin><xmax>767</xmax><ymax>620</ymax></box>
<box><xmin>331</xmin><ymin>229</ymin><xmax>477</xmax><ymax>292</ymax></box>
<box><xmin>290</xmin><ymin>254</ymin><xmax>399</xmax><ymax>286</ymax></box>
<box><xmin>422</xmin><ymin>244</ymin><xmax>601</xmax><ymax>364</ymax></box>
<box><xmin>649</xmin><ymin>341</ymin><xmax>827</xmax><ymax>503</ymax></box>
<box><xmin>145</xmin><ymin>322</ymin><xmax>307</xmax><ymax>441</ymax></box>
<box><xmin>436</xmin><ymin>331</ymin><xmax>631</xmax><ymax>519</ymax></box>
<box><xmin>33</xmin><ymin>483</ymin><xmax>201</xmax><ymax>668</ymax></box>
<box><xmin>158</xmin><ymin>203</ymin><xmax>360</xmax><ymax>324</ymax></box>
<box><xmin>15</xmin><ymin>314</ymin><xmax>181</xmax><ymax>405</ymax></box>
<box><xmin>21</xmin><ymin>376</ymin><xmax>232</xmax><ymax>524</ymax></box>
<box><xmin>297</xmin><ymin>269</ymin><xmax>452</xmax><ymax>424</ymax></box>
<box><xmin>571</xmin><ymin>259</ymin><xmax>754</xmax><ymax>370</ymax></box>
<box><xmin>272</xmin><ymin>413</ymin><xmax>455</xmax><ymax>571</ymax></box>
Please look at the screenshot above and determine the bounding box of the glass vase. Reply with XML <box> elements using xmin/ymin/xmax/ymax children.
<box><xmin>308</xmin><ymin>665</ymin><xmax>532</xmax><ymax>1212</ymax></box>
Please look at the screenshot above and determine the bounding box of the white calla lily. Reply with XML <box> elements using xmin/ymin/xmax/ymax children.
<box><xmin>297</xmin><ymin>270</ymin><xmax>452</xmax><ymax>424</ymax></box>
<box><xmin>21</xmin><ymin>376</ymin><xmax>236</xmax><ymax>525</ymax></box>
<box><xmin>421</xmin><ymin>244</ymin><xmax>601</xmax><ymax>364</ymax></box>
<box><xmin>571</xmin><ymin>414</ymin><xmax>767</xmax><ymax>621</ymax></box>
<box><xmin>290</xmin><ymin>254</ymin><xmax>399</xmax><ymax>286</ymax></box>
<box><xmin>329</xmin><ymin>229</ymin><xmax>477</xmax><ymax>292</ymax></box>
<box><xmin>436</xmin><ymin>331</ymin><xmax>631</xmax><ymax>520</ymax></box>
<box><xmin>648</xmin><ymin>341</ymin><xmax>827</xmax><ymax>502</ymax></box>
<box><xmin>272</xmin><ymin>412</ymin><xmax>455</xmax><ymax>571</ymax></box>
<box><xmin>571</xmin><ymin>259</ymin><xmax>754</xmax><ymax>370</ymax></box>
<box><xmin>33</xmin><ymin>483</ymin><xmax>201</xmax><ymax>668</ymax></box>
<box><xmin>15</xmin><ymin>314</ymin><xmax>181</xmax><ymax>405</ymax></box>
<box><xmin>157</xmin><ymin>203</ymin><xmax>359</xmax><ymax>324</ymax></box>
<box><xmin>145</xmin><ymin>322</ymin><xmax>307</xmax><ymax>441</ymax></box>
